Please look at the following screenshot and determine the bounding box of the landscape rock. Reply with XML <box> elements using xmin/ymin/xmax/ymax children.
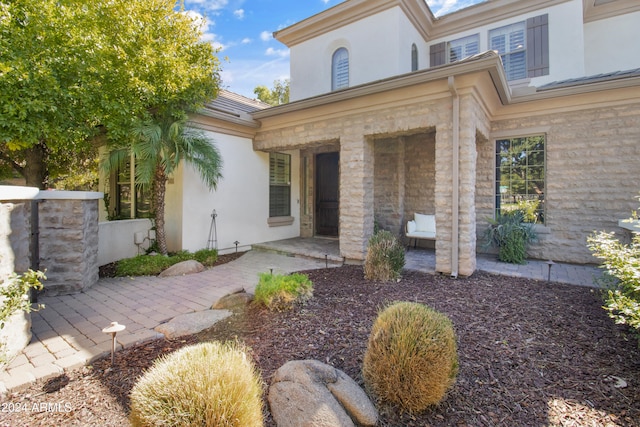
<box><xmin>154</xmin><ymin>310</ymin><xmax>232</xmax><ymax>339</ymax></box>
<box><xmin>211</xmin><ymin>290</ymin><xmax>253</xmax><ymax>310</ymax></box>
<box><xmin>158</xmin><ymin>260</ymin><xmax>204</xmax><ymax>277</ymax></box>
<box><xmin>268</xmin><ymin>359</ymin><xmax>378</xmax><ymax>427</ymax></box>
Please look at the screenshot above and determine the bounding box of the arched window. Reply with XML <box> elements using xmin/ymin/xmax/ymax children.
<box><xmin>332</xmin><ymin>48</ymin><xmax>349</xmax><ymax>90</ymax></box>
<box><xmin>411</xmin><ymin>44</ymin><xmax>418</xmax><ymax>71</ymax></box>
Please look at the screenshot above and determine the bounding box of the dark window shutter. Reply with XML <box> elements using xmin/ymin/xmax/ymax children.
<box><xmin>527</xmin><ymin>14</ymin><xmax>549</xmax><ymax>77</ymax></box>
<box><xmin>430</xmin><ymin>42</ymin><xmax>446</xmax><ymax>67</ymax></box>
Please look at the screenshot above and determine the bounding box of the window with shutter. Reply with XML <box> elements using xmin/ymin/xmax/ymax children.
<box><xmin>527</xmin><ymin>14</ymin><xmax>549</xmax><ymax>77</ymax></box>
<box><xmin>332</xmin><ymin>48</ymin><xmax>349</xmax><ymax>90</ymax></box>
<box><xmin>448</xmin><ymin>34</ymin><xmax>479</xmax><ymax>63</ymax></box>
<box><xmin>490</xmin><ymin>21</ymin><xmax>527</xmax><ymax>80</ymax></box>
<box><xmin>269</xmin><ymin>152</ymin><xmax>291</xmax><ymax>217</ymax></box>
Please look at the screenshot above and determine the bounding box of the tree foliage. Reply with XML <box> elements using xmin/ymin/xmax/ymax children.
<box><xmin>588</xmin><ymin>231</ymin><xmax>640</xmax><ymax>336</ymax></box>
<box><xmin>0</xmin><ymin>0</ymin><xmax>220</xmax><ymax>188</ymax></box>
<box><xmin>253</xmin><ymin>79</ymin><xmax>289</xmax><ymax>106</ymax></box>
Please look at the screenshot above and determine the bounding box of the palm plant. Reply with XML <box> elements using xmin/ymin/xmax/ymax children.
<box><xmin>105</xmin><ymin>112</ymin><xmax>222</xmax><ymax>255</ymax></box>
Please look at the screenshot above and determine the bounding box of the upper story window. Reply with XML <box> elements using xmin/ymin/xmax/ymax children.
<box><xmin>490</xmin><ymin>22</ymin><xmax>526</xmax><ymax>80</ymax></box>
<box><xmin>332</xmin><ymin>48</ymin><xmax>349</xmax><ymax>90</ymax></box>
<box><xmin>490</xmin><ymin>14</ymin><xmax>549</xmax><ymax>80</ymax></box>
<box><xmin>448</xmin><ymin>34</ymin><xmax>479</xmax><ymax>63</ymax></box>
<box><xmin>495</xmin><ymin>135</ymin><xmax>546</xmax><ymax>223</ymax></box>
<box><xmin>429</xmin><ymin>14</ymin><xmax>548</xmax><ymax>81</ymax></box>
<box><xmin>411</xmin><ymin>44</ymin><xmax>419</xmax><ymax>71</ymax></box>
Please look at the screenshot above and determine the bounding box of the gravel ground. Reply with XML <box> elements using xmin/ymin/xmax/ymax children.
<box><xmin>2</xmin><ymin>259</ymin><xmax>639</xmax><ymax>427</ymax></box>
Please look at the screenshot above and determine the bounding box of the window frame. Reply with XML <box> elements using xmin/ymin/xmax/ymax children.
<box><xmin>109</xmin><ymin>154</ymin><xmax>152</xmax><ymax>220</ymax></box>
<box><xmin>269</xmin><ymin>152</ymin><xmax>292</xmax><ymax>219</ymax></box>
<box><xmin>448</xmin><ymin>34</ymin><xmax>479</xmax><ymax>64</ymax></box>
<box><xmin>489</xmin><ymin>21</ymin><xmax>527</xmax><ymax>81</ymax></box>
<box><xmin>331</xmin><ymin>47</ymin><xmax>349</xmax><ymax>91</ymax></box>
<box><xmin>494</xmin><ymin>134</ymin><xmax>546</xmax><ymax>224</ymax></box>
<box><xmin>411</xmin><ymin>43</ymin><xmax>419</xmax><ymax>71</ymax></box>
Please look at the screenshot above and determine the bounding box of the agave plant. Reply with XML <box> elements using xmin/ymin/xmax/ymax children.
<box><xmin>483</xmin><ymin>210</ymin><xmax>537</xmax><ymax>264</ymax></box>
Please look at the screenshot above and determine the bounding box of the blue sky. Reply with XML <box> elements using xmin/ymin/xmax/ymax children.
<box><xmin>182</xmin><ymin>0</ymin><xmax>485</xmax><ymax>99</ymax></box>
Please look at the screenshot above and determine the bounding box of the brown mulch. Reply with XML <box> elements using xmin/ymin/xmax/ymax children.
<box><xmin>2</xmin><ymin>261</ymin><xmax>640</xmax><ymax>426</ymax></box>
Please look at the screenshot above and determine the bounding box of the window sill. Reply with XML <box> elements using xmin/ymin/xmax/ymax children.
<box><xmin>268</xmin><ymin>216</ymin><xmax>294</xmax><ymax>227</ymax></box>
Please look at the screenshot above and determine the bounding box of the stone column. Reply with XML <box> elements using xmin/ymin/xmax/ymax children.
<box><xmin>38</xmin><ymin>191</ymin><xmax>103</xmax><ymax>295</ymax></box>
<box><xmin>339</xmin><ymin>135</ymin><xmax>375</xmax><ymax>261</ymax></box>
<box><xmin>457</xmin><ymin>96</ymin><xmax>479</xmax><ymax>276</ymax></box>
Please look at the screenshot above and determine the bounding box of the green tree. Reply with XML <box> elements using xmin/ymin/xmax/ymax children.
<box><xmin>105</xmin><ymin>112</ymin><xmax>223</xmax><ymax>255</ymax></box>
<box><xmin>254</xmin><ymin>79</ymin><xmax>290</xmax><ymax>106</ymax></box>
<box><xmin>0</xmin><ymin>0</ymin><xmax>220</xmax><ymax>188</ymax></box>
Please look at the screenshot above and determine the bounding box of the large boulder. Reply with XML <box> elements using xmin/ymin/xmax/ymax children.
<box><xmin>154</xmin><ymin>310</ymin><xmax>231</xmax><ymax>339</ymax></box>
<box><xmin>158</xmin><ymin>260</ymin><xmax>204</xmax><ymax>277</ymax></box>
<box><xmin>268</xmin><ymin>359</ymin><xmax>378</xmax><ymax>427</ymax></box>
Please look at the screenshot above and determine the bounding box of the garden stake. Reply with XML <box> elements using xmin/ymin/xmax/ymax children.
<box><xmin>102</xmin><ymin>321</ymin><xmax>126</xmax><ymax>366</ymax></box>
<box><xmin>546</xmin><ymin>260</ymin><xmax>555</xmax><ymax>282</ymax></box>
<box><xmin>325</xmin><ymin>254</ymin><xmax>328</xmax><ymax>268</ymax></box>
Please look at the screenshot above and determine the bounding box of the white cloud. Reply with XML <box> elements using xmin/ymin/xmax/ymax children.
<box><xmin>185</xmin><ymin>0</ymin><xmax>228</xmax><ymax>12</ymax></box>
<box><xmin>220</xmin><ymin>57</ymin><xmax>290</xmax><ymax>99</ymax></box>
<box><xmin>241</xmin><ymin>38</ymin><xmax>252</xmax><ymax>44</ymax></box>
<box><xmin>426</xmin><ymin>0</ymin><xmax>484</xmax><ymax>17</ymax></box>
<box><xmin>260</xmin><ymin>31</ymin><xmax>272</xmax><ymax>42</ymax></box>
<box><xmin>265</xmin><ymin>47</ymin><xmax>290</xmax><ymax>58</ymax></box>
<box><xmin>233</xmin><ymin>9</ymin><xmax>245</xmax><ymax>19</ymax></box>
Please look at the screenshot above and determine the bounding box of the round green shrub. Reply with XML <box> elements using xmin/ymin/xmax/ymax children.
<box><xmin>362</xmin><ymin>301</ymin><xmax>458</xmax><ymax>413</ymax></box>
<box><xmin>364</xmin><ymin>230</ymin><xmax>405</xmax><ymax>281</ymax></box>
<box><xmin>129</xmin><ymin>342</ymin><xmax>264</xmax><ymax>427</ymax></box>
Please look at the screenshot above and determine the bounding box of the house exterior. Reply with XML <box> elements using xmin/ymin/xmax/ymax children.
<box><xmin>103</xmin><ymin>0</ymin><xmax>640</xmax><ymax>277</ymax></box>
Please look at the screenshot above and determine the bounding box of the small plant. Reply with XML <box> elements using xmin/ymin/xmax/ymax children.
<box><xmin>364</xmin><ymin>230</ymin><xmax>405</xmax><ymax>281</ymax></box>
<box><xmin>1</xmin><ymin>270</ymin><xmax>46</xmax><ymax>365</ymax></box>
<box><xmin>129</xmin><ymin>341</ymin><xmax>264</xmax><ymax>427</ymax></box>
<box><xmin>362</xmin><ymin>301</ymin><xmax>458</xmax><ymax>412</ymax></box>
<box><xmin>588</xmin><ymin>231</ymin><xmax>640</xmax><ymax>338</ymax></box>
<box><xmin>254</xmin><ymin>272</ymin><xmax>313</xmax><ymax>311</ymax></box>
<box><xmin>193</xmin><ymin>248</ymin><xmax>218</xmax><ymax>266</ymax></box>
<box><xmin>482</xmin><ymin>210</ymin><xmax>537</xmax><ymax>264</ymax></box>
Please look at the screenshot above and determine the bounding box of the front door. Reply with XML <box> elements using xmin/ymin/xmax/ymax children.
<box><xmin>315</xmin><ymin>152</ymin><xmax>339</xmax><ymax>237</ymax></box>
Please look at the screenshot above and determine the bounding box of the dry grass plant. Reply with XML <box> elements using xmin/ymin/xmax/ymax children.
<box><xmin>129</xmin><ymin>341</ymin><xmax>263</xmax><ymax>427</ymax></box>
<box><xmin>364</xmin><ymin>230</ymin><xmax>405</xmax><ymax>281</ymax></box>
<box><xmin>362</xmin><ymin>301</ymin><xmax>458</xmax><ymax>413</ymax></box>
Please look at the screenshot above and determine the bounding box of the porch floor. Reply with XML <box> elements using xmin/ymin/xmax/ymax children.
<box><xmin>252</xmin><ymin>237</ymin><xmax>602</xmax><ymax>287</ymax></box>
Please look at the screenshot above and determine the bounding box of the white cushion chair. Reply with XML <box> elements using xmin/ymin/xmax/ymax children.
<box><xmin>405</xmin><ymin>213</ymin><xmax>436</xmax><ymax>248</ymax></box>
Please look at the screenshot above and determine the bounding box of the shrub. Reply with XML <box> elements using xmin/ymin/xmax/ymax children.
<box><xmin>254</xmin><ymin>272</ymin><xmax>313</xmax><ymax>311</ymax></box>
<box><xmin>364</xmin><ymin>230</ymin><xmax>405</xmax><ymax>281</ymax></box>
<box><xmin>362</xmin><ymin>301</ymin><xmax>458</xmax><ymax>413</ymax></box>
<box><xmin>588</xmin><ymin>231</ymin><xmax>640</xmax><ymax>336</ymax></box>
<box><xmin>482</xmin><ymin>210</ymin><xmax>537</xmax><ymax>264</ymax></box>
<box><xmin>129</xmin><ymin>341</ymin><xmax>264</xmax><ymax>427</ymax></box>
<box><xmin>193</xmin><ymin>248</ymin><xmax>218</xmax><ymax>266</ymax></box>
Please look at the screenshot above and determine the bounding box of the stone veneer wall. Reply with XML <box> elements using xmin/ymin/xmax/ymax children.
<box><xmin>373</xmin><ymin>132</ymin><xmax>436</xmax><ymax>241</ymax></box>
<box><xmin>38</xmin><ymin>195</ymin><xmax>101</xmax><ymax>295</ymax></box>
<box><xmin>483</xmin><ymin>102</ymin><xmax>640</xmax><ymax>264</ymax></box>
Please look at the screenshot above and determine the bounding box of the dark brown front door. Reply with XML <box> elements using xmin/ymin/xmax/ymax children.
<box><xmin>315</xmin><ymin>152</ymin><xmax>339</xmax><ymax>237</ymax></box>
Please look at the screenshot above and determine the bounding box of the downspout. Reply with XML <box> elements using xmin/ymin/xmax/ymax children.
<box><xmin>448</xmin><ymin>76</ymin><xmax>459</xmax><ymax>278</ymax></box>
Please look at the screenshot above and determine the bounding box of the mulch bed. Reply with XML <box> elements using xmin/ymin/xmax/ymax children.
<box><xmin>2</xmin><ymin>260</ymin><xmax>639</xmax><ymax>426</ymax></box>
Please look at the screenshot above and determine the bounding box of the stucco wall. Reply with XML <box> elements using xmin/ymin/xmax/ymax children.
<box><xmin>486</xmin><ymin>101</ymin><xmax>640</xmax><ymax>264</ymax></box>
<box><xmin>584</xmin><ymin>11</ymin><xmax>640</xmax><ymax>76</ymax></box>
<box><xmin>290</xmin><ymin>7</ymin><xmax>415</xmax><ymax>101</ymax></box>
<box><xmin>167</xmin><ymin>132</ymin><xmax>302</xmax><ymax>254</ymax></box>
